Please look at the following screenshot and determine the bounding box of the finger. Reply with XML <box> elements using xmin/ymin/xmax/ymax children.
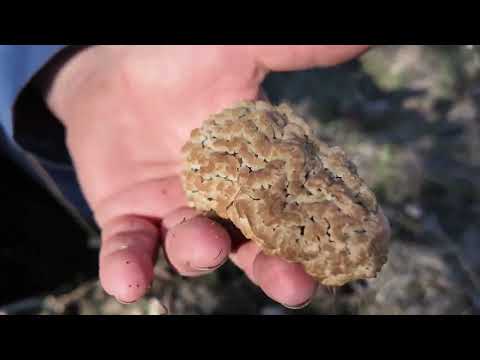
<box><xmin>94</xmin><ymin>176</ymin><xmax>187</xmax><ymax>228</ymax></box>
<box><xmin>228</xmin><ymin>231</ymin><xmax>318</xmax><ymax>308</ymax></box>
<box><xmin>160</xmin><ymin>206</ymin><xmax>200</xmax><ymax>236</ymax></box>
<box><xmin>228</xmin><ymin>225</ymin><xmax>262</xmax><ymax>285</ymax></box>
<box><xmin>99</xmin><ymin>215</ymin><xmax>159</xmax><ymax>304</ymax></box>
<box><xmin>252</xmin><ymin>45</ymin><xmax>370</xmax><ymax>72</ymax></box>
<box><xmin>163</xmin><ymin>212</ymin><xmax>231</xmax><ymax>277</ymax></box>
<box><xmin>253</xmin><ymin>252</ymin><xmax>318</xmax><ymax>309</ymax></box>
<box><xmin>160</xmin><ymin>206</ymin><xmax>214</xmax><ymax>267</ymax></box>
<box><xmin>229</xmin><ymin>240</ymin><xmax>262</xmax><ymax>285</ymax></box>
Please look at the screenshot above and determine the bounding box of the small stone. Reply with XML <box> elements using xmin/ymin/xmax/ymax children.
<box><xmin>404</xmin><ymin>203</ymin><xmax>423</xmax><ymax>219</ymax></box>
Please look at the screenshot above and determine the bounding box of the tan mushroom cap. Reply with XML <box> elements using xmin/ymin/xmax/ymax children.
<box><xmin>181</xmin><ymin>101</ymin><xmax>390</xmax><ymax>286</ymax></box>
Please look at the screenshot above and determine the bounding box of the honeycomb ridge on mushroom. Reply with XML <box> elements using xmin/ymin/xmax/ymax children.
<box><xmin>181</xmin><ymin>101</ymin><xmax>390</xmax><ymax>286</ymax></box>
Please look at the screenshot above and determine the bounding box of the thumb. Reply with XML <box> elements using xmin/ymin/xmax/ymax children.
<box><xmin>252</xmin><ymin>45</ymin><xmax>370</xmax><ymax>72</ymax></box>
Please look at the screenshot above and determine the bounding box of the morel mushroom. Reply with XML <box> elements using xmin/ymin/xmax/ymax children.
<box><xmin>181</xmin><ymin>101</ymin><xmax>390</xmax><ymax>287</ymax></box>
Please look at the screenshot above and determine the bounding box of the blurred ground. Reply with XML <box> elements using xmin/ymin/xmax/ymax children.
<box><xmin>1</xmin><ymin>45</ymin><xmax>479</xmax><ymax>315</ymax></box>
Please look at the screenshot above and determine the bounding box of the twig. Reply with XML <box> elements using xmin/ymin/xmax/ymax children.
<box><xmin>0</xmin><ymin>297</ymin><xmax>46</xmax><ymax>315</ymax></box>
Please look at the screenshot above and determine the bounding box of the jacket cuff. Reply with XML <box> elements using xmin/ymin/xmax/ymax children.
<box><xmin>0</xmin><ymin>45</ymin><xmax>66</xmax><ymax>138</ymax></box>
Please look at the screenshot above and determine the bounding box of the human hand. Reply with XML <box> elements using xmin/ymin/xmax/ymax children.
<box><xmin>46</xmin><ymin>45</ymin><xmax>369</xmax><ymax>307</ymax></box>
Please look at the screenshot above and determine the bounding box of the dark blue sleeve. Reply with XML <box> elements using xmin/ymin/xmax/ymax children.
<box><xmin>0</xmin><ymin>45</ymin><xmax>95</xmax><ymax>223</ymax></box>
<box><xmin>0</xmin><ymin>45</ymin><xmax>66</xmax><ymax>138</ymax></box>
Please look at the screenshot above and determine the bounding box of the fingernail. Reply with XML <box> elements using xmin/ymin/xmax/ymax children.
<box><xmin>281</xmin><ymin>299</ymin><xmax>312</xmax><ymax>310</ymax></box>
<box><xmin>116</xmin><ymin>297</ymin><xmax>137</xmax><ymax>305</ymax></box>
<box><xmin>192</xmin><ymin>256</ymin><xmax>228</xmax><ymax>272</ymax></box>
